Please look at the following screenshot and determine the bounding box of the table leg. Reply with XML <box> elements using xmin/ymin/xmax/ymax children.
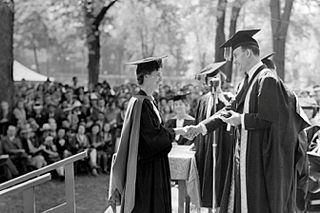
<box><xmin>178</xmin><ymin>180</ymin><xmax>186</xmax><ymax>213</ymax></box>
<box><xmin>185</xmin><ymin>195</ymin><xmax>190</xmax><ymax>213</ymax></box>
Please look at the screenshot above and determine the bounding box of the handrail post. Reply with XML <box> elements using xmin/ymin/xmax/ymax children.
<box><xmin>65</xmin><ymin>163</ymin><xmax>76</xmax><ymax>213</ymax></box>
<box><xmin>23</xmin><ymin>187</ymin><xmax>35</xmax><ymax>213</ymax></box>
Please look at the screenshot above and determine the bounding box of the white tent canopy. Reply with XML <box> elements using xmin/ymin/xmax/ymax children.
<box><xmin>13</xmin><ymin>61</ymin><xmax>54</xmax><ymax>81</ymax></box>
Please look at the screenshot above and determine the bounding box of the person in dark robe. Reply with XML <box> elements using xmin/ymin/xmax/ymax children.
<box><xmin>182</xmin><ymin>29</ymin><xmax>310</xmax><ymax>213</ymax></box>
<box><xmin>0</xmin><ymin>136</ymin><xmax>19</xmax><ymax>182</ymax></box>
<box><xmin>193</xmin><ymin>61</ymin><xmax>234</xmax><ymax>210</ymax></box>
<box><xmin>108</xmin><ymin>56</ymin><xmax>184</xmax><ymax>213</ymax></box>
<box><xmin>165</xmin><ymin>93</ymin><xmax>195</xmax><ymax>145</ymax></box>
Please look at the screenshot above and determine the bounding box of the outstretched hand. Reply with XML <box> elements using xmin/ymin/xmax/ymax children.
<box><xmin>220</xmin><ymin>110</ymin><xmax>241</xmax><ymax>126</ymax></box>
<box><xmin>185</xmin><ymin>125</ymin><xmax>200</xmax><ymax>140</ymax></box>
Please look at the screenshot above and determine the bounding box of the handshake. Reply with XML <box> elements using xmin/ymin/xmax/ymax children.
<box><xmin>174</xmin><ymin>125</ymin><xmax>204</xmax><ymax>140</ymax></box>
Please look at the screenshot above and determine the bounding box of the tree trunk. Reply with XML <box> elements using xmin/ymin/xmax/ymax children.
<box><xmin>225</xmin><ymin>0</ymin><xmax>243</xmax><ymax>82</ymax></box>
<box><xmin>214</xmin><ymin>0</ymin><xmax>226</xmax><ymax>62</ymax></box>
<box><xmin>84</xmin><ymin>8</ymin><xmax>100</xmax><ymax>86</ymax></box>
<box><xmin>272</xmin><ymin>36</ymin><xmax>286</xmax><ymax>80</ymax></box>
<box><xmin>87</xmin><ymin>28</ymin><xmax>100</xmax><ymax>85</ymax></box>
<box><xmin>0</xmin><ymin>1</ymin><xmax>15</xmax><ymax>107</ymax></box>
<box><xmin>84</xmin><ymin>0</ymin><xmax>118</xmax><ymax>86</ymax></box>
<box><xmin>270</xmin><ymin>0</ymin><xmax>294</xmax><ymax>80</ymax></box>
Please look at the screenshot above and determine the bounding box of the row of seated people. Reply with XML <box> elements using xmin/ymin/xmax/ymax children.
<box><xmin>0</xmin><ymin>121</ymin><xmax>118</xmax><ymax>183</ymax></box>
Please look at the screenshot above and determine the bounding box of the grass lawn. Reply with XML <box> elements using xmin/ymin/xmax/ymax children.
<box><xmin>0</xmin><ymin>173</ymin><xmax>110</xmax><ymax>213</ymax></box>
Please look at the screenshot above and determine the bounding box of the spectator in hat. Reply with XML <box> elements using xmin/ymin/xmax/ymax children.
<box><xmin>165</xmin><ymin>93</ymin><xmax>195</xmax><ymax>145</ymax></box>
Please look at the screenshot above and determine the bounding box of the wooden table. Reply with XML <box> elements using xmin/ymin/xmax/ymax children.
<box><xmin>169</xmin><ymin>145</ymin><xmax>200</xmax><ymax>213</ymax></box>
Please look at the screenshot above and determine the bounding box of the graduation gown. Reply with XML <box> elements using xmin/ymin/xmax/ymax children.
<box><xmin>109</xmin><ymin>90</ymin><xmax>175</xmax><ymax>213</ymax></box>
<box><xmin>202</xmin><ymin>65</ymin><xmax>310</xmax><ymax>213</ymax></box>
<box><xmin>165</xmin><ymin>115</ymin><xmax>195</xmax><ymax>145</ymax></box>
<box><xmin>194</xmin><ymin>92</ymin><xmax>234</xmax><ymax>208</ymax></box>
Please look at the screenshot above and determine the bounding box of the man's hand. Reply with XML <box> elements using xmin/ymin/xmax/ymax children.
<box><xmin>183</xmin><ymin>125</ymin><xmax>202</xmax><ymax>140</ymax></box>
<box><xmin>220</xmin><ymin>110</ymin><xmax>241</xmax><ymax>126</ymax></box>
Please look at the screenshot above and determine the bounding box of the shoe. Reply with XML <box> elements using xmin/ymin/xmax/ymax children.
<box><xmin>92</xmin><ymin>168</ymin><xmax>98</xmax><ymax>176</ymax></box>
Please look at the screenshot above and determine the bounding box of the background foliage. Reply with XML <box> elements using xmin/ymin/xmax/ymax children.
<box><xmin>13</xmin><ymin>0</ymin><xmax>320</xmax><ymax>89</ymax></box>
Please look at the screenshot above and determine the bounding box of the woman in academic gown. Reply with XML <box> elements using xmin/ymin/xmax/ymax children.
<box><xmin>109</xmin><ymin>56</ymin><xmax>183</xmax><ymax>213</ymax></box>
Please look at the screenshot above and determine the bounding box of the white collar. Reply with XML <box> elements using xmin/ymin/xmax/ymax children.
<box><xmin>246</xmin><ymin>61</ymin><xmax>264</xmax><ymax>81</ymax></box>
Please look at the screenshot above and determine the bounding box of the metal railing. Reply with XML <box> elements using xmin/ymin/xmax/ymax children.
<box><xmin>0</xmin><ymin>151</ymin><xmax>87</xmax><ymax>213</ymax></box>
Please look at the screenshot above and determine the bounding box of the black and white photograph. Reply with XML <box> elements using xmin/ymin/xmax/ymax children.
<box><xmin>0</xmin><ymin>0</ymin><xmax>319</xmax><ymax>212</ymax></box>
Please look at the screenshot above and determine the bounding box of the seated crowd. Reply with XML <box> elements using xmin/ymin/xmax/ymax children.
<box><xmin>0</xmin><ymin>78</ymin><xmax>205</xmax><ymax>182</ymax></box>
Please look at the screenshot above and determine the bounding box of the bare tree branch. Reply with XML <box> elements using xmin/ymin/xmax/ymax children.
<box><xmin>94</xmin><ymin>0</ymin><xmax>118</xmax><ymax>26</ymax></box>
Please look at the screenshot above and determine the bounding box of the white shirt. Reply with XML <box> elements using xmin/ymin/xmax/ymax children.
<box><xmin>150</xmin><ymin>96</ymin><xmax>162</xmax><ymax>123</ymax></box>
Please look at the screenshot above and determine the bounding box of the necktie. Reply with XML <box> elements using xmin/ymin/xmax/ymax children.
<box><xmin>243</xmin><ymin>73</ymin><xmax>249</xmax><ymax>89</ymax></box>
<box><xmin>235</xmin><ymin>73</ymin><xmax>249</xmax><ymax>103</ymax></box>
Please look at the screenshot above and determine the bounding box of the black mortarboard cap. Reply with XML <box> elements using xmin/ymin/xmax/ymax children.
<box><xmin>261</xmin><ymin>52</ymin><xmax>274</xmax><ymax>63</ymax></box>
<box><xmin>126</xmin><ymin>55</ymin><xmax>167</xmax><ymax>75</ymax></box>
<box><xmin>171</xmin><ymin>92</ymin><xmax>191</xmax><ymax>101</ymax></box>
<box><xmin>220</xmin><ymin>29</ymin><xmax>261</xmax><ymax>50</ymax></box>
<box><xmin>261</xmin><ymin>52</ymin><xmax>275</xmax><ymax>69</ymax></box>
<box><xmin>195</xmin><ymin>61</ymin><xmax>226</xmax><ymax>79</ymax></box>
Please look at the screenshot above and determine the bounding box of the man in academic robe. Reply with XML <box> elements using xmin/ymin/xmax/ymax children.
<box><xmin>108</xmin><ymin>56</ymin><xmax>183</xmax><ymax>213</ymax></box>
<box><xmin>183</xmin><ymin>29</ymin><xmax>310</xmax><ymax>213</ymax></box>
<box><xmin>193</xmin><ymin>61</ymin><xmax>234</xmax><ymax>210</ymax></box>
